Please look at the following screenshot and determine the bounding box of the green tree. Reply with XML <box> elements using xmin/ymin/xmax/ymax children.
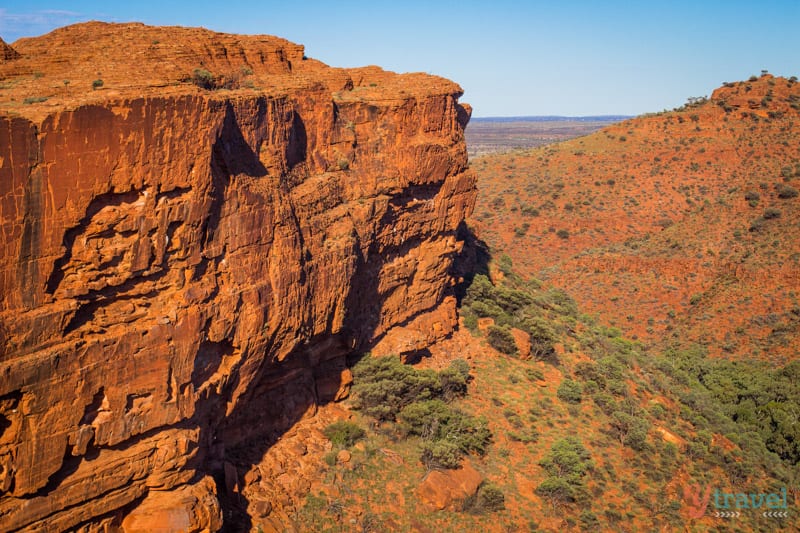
<box><xmin>486</xmin><ymin>325</ymin><xmax>518</xmax><ymax>355</ymax></box>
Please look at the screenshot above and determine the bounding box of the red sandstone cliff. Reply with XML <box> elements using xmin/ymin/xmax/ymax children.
<box><xmin>0</xmin><ymin>22</ymin><xmax>475</xmax><ymax>531</ymax></box>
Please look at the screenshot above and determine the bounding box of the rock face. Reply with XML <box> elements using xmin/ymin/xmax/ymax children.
<box><xmin>0</xmin><ymin>22</ymin><xmax>475</xmax><ymax>531</ymax></box>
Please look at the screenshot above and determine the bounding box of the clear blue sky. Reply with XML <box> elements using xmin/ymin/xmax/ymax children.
<box><xmin>1</xmin><ymin>1</ymin><xmax>797</xmax><ymax>116</ymax></box>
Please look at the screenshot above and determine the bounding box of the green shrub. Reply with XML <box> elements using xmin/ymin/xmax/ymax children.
<box><xmin>574</xmin><ymin>362</ymin><xmax>605</xmax><ymax>388</ymax></box>
<box><xmin>526</xmin><ymin>367</ymin><xmax>545</xmax><ymax>381</ymax></box>
<box><xmin>536</xmin><ymin>476</ymin><xmax>577</xmax><ymax>506</ymax></box>
<box><xmin>191</xmin><ymin>68</ymin><xmax>214</xmax><ymax>89</ymax></box>
<box><xmin>350</xmin><ymin>355</ymin><xmax>441</xmax><ymax>420</ymax></box>
<box><xmin>776</xmin><ymin>183</ymin><xmax>798</xmax><ymax>199</ymax></box>
<box><xmin>486</xmin><ymin>325</ymin><xmax>518</xmax><ymax>355</ymax></box>
<box><xmin>519</xmin><ymin>316</ymin><xmax>557</xmax><ymax>360</ymax></box>
<box><xmin>420</xmin><ymin>439</ymin><xmax>462</xmax><ymax>469</ymax></box>
<box><xmin>557</xmin><ymin>379</ymin><xmax>583</xmax><ymax>404</ymax></box>
<box><xmin>462</xmin><ymin>311</ymin><xmax>478</xmax><ymax>332</ymax></box>
<box><xmin>539</xmin><ymin>437</ymin><xmax>592</xmax><ymax>479</ymax></box>
<box><xmin>23</xmin><ymin>96</ymin><xmax>48</xmax><ymax>104</ymax></box>
<box><xmin>323</xmin><ymin>420</ymin><xmax>365</xmax><ymax>448</ymax></box>
<box><xmin>744</xmin><ymin>190</ymin><xmax>760</xmax><ymax>207</ymax></box>
<box><xmin>580</xmin><ymin>510</ymin><xmax>600</xmax><ymax>528</ymax></box>
<box><xmin>650</xmin><ymin>403</ymin><xmax>667</xmax><ymax>419</ymax></box>
<box><xmin>749</xmin><ymin>216</ymin><xmax>767</xmax><ymax>232</ymax></box>
<box><xmin>439</xmin><ymin>359</ymin><xmax>471</xmax><ymax>400</ymax></box>
<box><xmin>92</xmin><ymin>79</ymin><xmax>104</xmax><ymax>90</ymax></box>
<box><xmin>399</xmin><ymin>400</ymin><xmax>491</xmax><ymax>457</ymax></box>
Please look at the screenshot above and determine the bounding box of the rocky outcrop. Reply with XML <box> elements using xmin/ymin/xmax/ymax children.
<box><xmin>0</xmin><ymin>39</ymin><xmax>19</xmax><ymax>62</ymax></box>
<box><xmin>0</xmin><ymin>22</ymin><xmax>475</xmax><ymax>531</ymax></box>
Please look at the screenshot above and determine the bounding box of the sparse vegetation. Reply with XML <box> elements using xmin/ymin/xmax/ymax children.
<box><xmin>556</xmin><ymin>379</ymin><xmax>583</xmax><ymax>404</ymax></box>
<box><xmin>191</xmin><ymin>68</ymin><xmax>214</xmax><ymax>89</ymax></box>
<box><xmin>23</xmin><ymin>96</ymin><xmax>48</xmax><ymax>104</ymax></box>
<box><xmin>323</xmin><ymin>420</ymin><xmax>365</xmax><ymax>448</ymax></box>
<box><xmin>776</xmin><ymin>183</ymin><xmax>798</xmax><ymax>198</ymax></box>
<box><xmin>350</xmin><ymin>355</ymin><xmax>488</xmax><ymax>469</ymax></box>
<box><xmin>486</xmin><ymin>325</ymin><xmax>518</xmax><ymax>355</ymax></box>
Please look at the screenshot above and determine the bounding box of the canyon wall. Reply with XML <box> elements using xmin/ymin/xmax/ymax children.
<box><xmin>0</xmin><ymin>23</ymin><xmax>475</xmax><ymax>531</ymax></box>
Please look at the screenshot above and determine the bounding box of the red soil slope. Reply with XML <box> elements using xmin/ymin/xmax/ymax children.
<box><xmin>472</xmin><ymin>74</ymin><xmax>800</xmax><ymax>362</ymax></box>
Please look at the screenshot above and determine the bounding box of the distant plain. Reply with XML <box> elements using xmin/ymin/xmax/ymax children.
<box><xmin>465</xmin><ymin>116</ymin><xmax>628</xmax><ymax>156</ymax></box>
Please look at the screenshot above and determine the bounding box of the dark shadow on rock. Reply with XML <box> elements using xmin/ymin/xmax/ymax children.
<box><xmin>451</xmin><ymin>221</ymin><xmax>492</xmax><ymax>305</ymax></box>
<box><xmin>181</xmin><ymin>111</ymin><xmax>480</xmax><ymax>530</ymax></box>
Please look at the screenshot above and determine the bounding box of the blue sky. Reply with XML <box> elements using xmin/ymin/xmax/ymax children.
<box><xmin>1</xmin><ymin>1</ymin><xmax>797</xmax><ymax>116</ymax></box>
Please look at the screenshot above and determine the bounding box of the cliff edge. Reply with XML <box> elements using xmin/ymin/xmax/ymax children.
<box><xmin>0</xmin><ymin>22</ymin><xmax>475</xmax><ymax>531</ymax></box>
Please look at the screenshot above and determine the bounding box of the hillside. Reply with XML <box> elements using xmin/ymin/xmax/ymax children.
<box><xmin>471</xmin><ymin>74</ymin><xmax>800</xmax><ymax>362</ymax></box>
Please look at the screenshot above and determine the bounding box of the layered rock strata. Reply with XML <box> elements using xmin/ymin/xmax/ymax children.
<box><xmin>0</xmin><ymin>22</ymin><xmax>474</xmax><ymax>531</ymax></box>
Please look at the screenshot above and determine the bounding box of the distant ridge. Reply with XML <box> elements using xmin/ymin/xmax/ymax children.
<box><xmin>472</xmin><ymin>115</ymin><xmax>632</xmax><ymax>122</ymax></box>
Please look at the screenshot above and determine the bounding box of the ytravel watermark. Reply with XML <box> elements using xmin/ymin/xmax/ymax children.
<box><xmin>683</xmin><ymin>484</ymin><xmax>791</xmax><ymax>519</ymax></box>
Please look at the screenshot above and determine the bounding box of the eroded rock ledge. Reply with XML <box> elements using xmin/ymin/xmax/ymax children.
<box><xmin>0</xmin><ymin>22</ymin><xmax>475</xmax><ymax>531</ymax></box>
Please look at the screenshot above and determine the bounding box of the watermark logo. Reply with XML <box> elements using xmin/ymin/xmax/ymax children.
<box><xmin>682</xmin><ymin>484</ymin><xmax>790</xmax><ymax>519</ymax></box>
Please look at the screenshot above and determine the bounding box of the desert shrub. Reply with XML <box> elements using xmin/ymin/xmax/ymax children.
<box><xmin>656</xmin><ymin>346</ymin><xmax>800</xmax><ymax>468</ymax></box>
<box><xmin>509</xmin><ymin>426</ymin><xmax>539</xmax><ymax>443</ymax></box>
<box><xmin>519</xmin><ymin>316</ymin><xmax>557</xmax><ymax>360</ymax></box>
<box><xmin>404</xmin><ymin>400</ymin><xmax>491</xmax><ymax>469</ymax></box>
<box><xmin>477</xmin><ymin>483</ymin><xmax>505</xmax><ymax>511</ymax></box>
<box><xmin>556</xmin><ymin>229</ymin><xmax>570</xmax><ymax>239</ymax></box>
<box><xmin>468</xmin><ymin>299</ymin><xmax>505</xmax><ymax>320</ymax></box>
<box><xmin>350</xmin><ymin>355</ymin><xmax>441</xmax><ymax>420</ymax></box>
<box><xmin>351</xmin><ymin>355</ymin><xmax>492</xmax><ymax>469</ymax></box>
<box><xmin>744</xmin><ymin>190</ymin><xmax>760</xmax><ymax>207</ymax></box>
<box><xmin>23</xmin><ymin>96</ymin><xmax>48</xmax><ymax>104</ymax></box>
<box><xmin>494</xmin><ymin>285</ymin><xmax>534</xmax><ymax>314</ymax></box>
<box><xmin>92</xmin><ymin>79</ymin><xmax>104</xmax><ymax>90</ymax></box>
<box><xmin>486</xmin><ymin>325</ymin><xmax>518</xmax><ymax>355</ymax></box>
<box><xmin>539</xmin><ymin>437</ymin><xmax>592</xmax><ymax>479</ymax></box>
<box><xmin>763</xmin><ymin>207</ymin><xmax>781</xmax><ymax>219</ymax></box>
<box><xmin>420</xmin><ymin>439</ymin><xmax>462</xmax><ymax>469</ymax></box>
<box><xmin>536</xmin><ymin>476</ymin><xmax>577</xmax><ymax>506</ymax></box>
<box><xmin>776</xmin><ymin>183</ymin><xmax>798</xmax><ymax>198</ymax></box>
<box><xmin>323</xmin><ymin>450</ymin><xmax>338</xmax><ymax>466</ymax></box>
<box><xmin>497</xmin><ymin>253</ymin><xmax>514</xmax><ymax>275</ymax></box>
<box><xmin>749</xmin><ymin>216</ymin><xmax>767</xmax><ymax>232</ymax></box>
<box><xmin>557</xmin><ymin>379</ymin><xmax>583</xmax><ymax>404</ymax></box>
<box><xmin>536</xmin><ymin>438</ymin><xmax>592</xmax><ymax>509</ymax></box>
<box><xmin>462</xmin><ymin>483</ymin><xmax>505</xmax><ymax>513</ymax></box>
<box><xmin>439</xmin><ymin>359</ymin><xmax>471</xmax><ymax>400</ymax></box>
<box><xmin>323</xmin><ymin>420</ymin><xmax>365</xmax><ymax>448</ymax></box>
<box><xmin>191</xmin><ymin>68</ymin><xmax>215</xmax><ymax>89</ymax></box>
<box><xmin>526</xmin><ymin>367</ymin><xmax>545</xmax><ymax>381</ymax></box>
<box><xmin>580</xmin><ymin>510</ymin><xmax>600</xmax><ymax>528</ymax></box>
<box><xmin>650</xmin><ymin>403</ymin><xmax>667</xmax><ymax>419</ymax></box>
<box><xmin>574</xmin><ymin>361</ymin><xmax>605</xmax><ymax>388</ymax></box>
<box><xmin>399</xmin><ymin>400</ymin><xmax>491</xmax><ymax>456</ymax></box>
<box><xmin>536</xmin><ymin>288</ymin><xmax>579</xmax><ymax>317</ymax></box>
<box><xmin>462</xmin><ymin>312</ymin><xmax>478</xmax><ymax>332</ymax></box>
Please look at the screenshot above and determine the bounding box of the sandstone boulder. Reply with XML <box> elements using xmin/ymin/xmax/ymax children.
<box><xmin>416</xmin><ymin>461</ymin><xmax>483</xmax><ymax>511</ymax></box>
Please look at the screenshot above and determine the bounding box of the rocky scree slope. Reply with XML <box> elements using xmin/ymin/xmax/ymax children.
<box><xmin>0</xmin><ymin>22</ymin><xmax>474</xmax><ymax>531</ymax></box>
